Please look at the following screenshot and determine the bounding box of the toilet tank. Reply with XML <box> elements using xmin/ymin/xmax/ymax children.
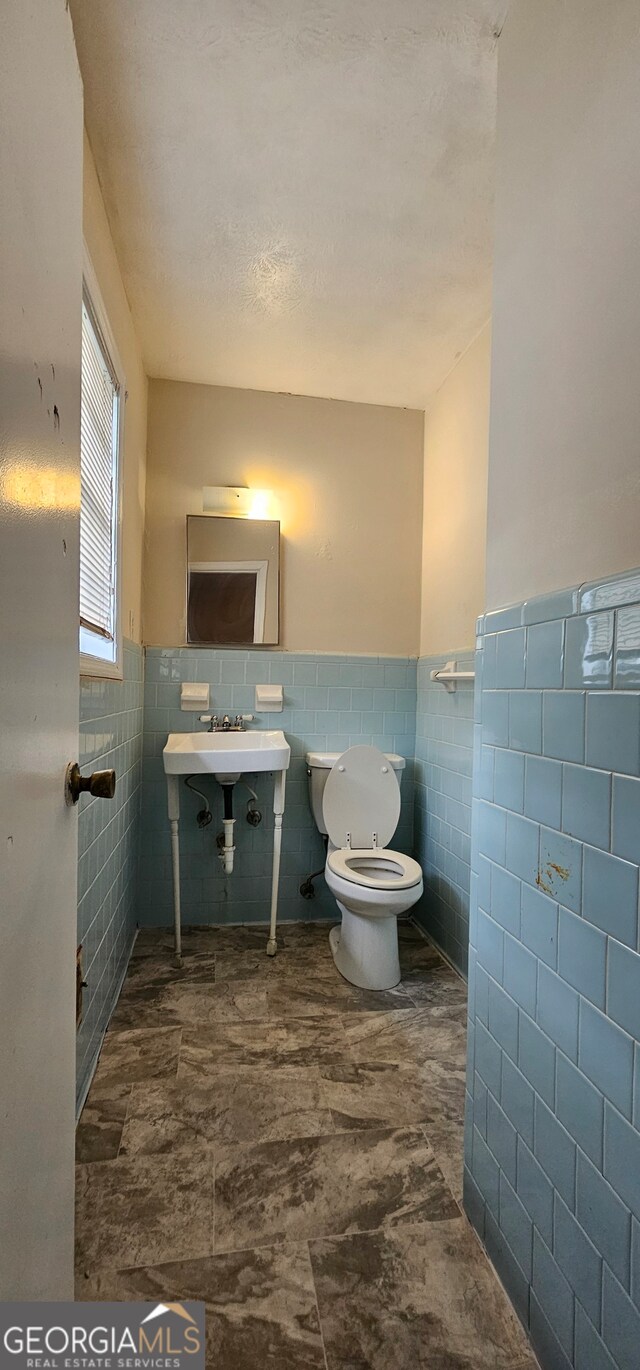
<box><xmin>306</xmin><ymin>750</ymin><xmax>406</xmax><ymax>836</ymax></box>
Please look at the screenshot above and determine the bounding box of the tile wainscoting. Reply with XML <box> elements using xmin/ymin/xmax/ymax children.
<box><xmin>414</xmin><ymin>653</ymin><xmax>475</xmax><ymax>975</ymax></box>
<box><xmin>139</xmin><ymin>650</ymin><xmax>417</xmax><ymax>928</ymax></box>
<box><xmin>464</xmin><ymin>567</ymin><xmax>640</xmax><ymax>1370</ymax></box>
<box><xmin>77</xmin><ymin>640</ymin><xmax>144</xmax><ymax>1111</ymax></box>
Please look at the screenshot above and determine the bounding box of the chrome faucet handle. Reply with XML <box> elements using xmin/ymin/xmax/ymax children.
<box><xmin>199</xmin><ymin>714</ymin><xmax>219</xmax><ymax>732</ymax></box>
<box><xmin>234</xmin><ymin>714</ymin><xmax>245</xmax><ymax>729</ymax></box>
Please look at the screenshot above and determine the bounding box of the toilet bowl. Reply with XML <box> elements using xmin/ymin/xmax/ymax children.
<box><xmin>306</xmin><ymin>744</ymin><xmax>423</xmax><ymax>990</ymax></box>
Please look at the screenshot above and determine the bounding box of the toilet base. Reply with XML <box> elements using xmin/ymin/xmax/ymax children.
<box><xmin>329</xmin><ymin>904</ymin><xmax>401</xmax><ymax>991</ymax></box>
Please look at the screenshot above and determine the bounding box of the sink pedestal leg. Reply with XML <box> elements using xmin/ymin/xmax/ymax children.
<box><xmin>167</xmin><ymin>775</ymin><xmax>183</xmax><ymax>966</ymax></box>
<box><xmin>266</xmin><ymin>768</ymin><xmax>286</xmax><ymax>956</ymax></box>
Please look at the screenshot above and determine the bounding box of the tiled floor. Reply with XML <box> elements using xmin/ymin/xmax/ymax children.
<box><xmin>76</xmin><ymin>921</ymin><xmax>538</xmax><ymax>1369</ymax></box>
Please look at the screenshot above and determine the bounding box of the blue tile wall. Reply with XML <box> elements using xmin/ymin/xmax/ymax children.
<box><xmin>413</xmin><ymin>653</ymin><xmax>475</xmax><ymax>974</ymax></box>
<box><xmin>76</xmin><ymin>640</ymin><xmax>143</xmax><ymax>1112</ymax></box>
<box><xmin>139</xmin><ymin>649</ymin><xmax>416</xmax><ymax>928</ymax></box>
<box><xmin>466</xmin><ymin>566</ymin><xmax>640</xmax><ymax>1370</ymax></box>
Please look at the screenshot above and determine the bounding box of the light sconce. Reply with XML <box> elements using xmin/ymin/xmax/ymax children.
<box><xmin>202</xmin><ymin>486</ymin><xmax>273</xmax><ymax>519</ymax></box>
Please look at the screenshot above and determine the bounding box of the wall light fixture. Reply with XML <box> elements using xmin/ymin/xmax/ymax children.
<box><xmin>202</xmin><ymin>486</ymin><xmax>273</xmax><ymax>519</ymax></box>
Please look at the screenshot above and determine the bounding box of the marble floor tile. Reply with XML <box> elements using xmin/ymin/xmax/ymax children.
<box><xmin>196</xmin><ymin>925</ymin><xmax>272</xmax><ymax>952</ymax></box>
<box><xmin>267</xmin><ymin>973</ymin><xmax>415</xmax><ymax>1021</ymax></box>
<box><xmin>123</xmin><ymin>952</ymin><xmax>218</xmax><ymax>993</ymax></box>
<box><xmin>343</xmin><ymin>1005</ymin><xmax>468</xmax><ymax>1069</ymax></box>
<box><xmin>309</xmin><ymin>1219</ymin><xmax>539</xmax><ymax>1370</ymax></box>
<box><xmin>131</xmin><ymin>926</ymin><xmax>227</xmax><ymax>957</ymax></box>
<box><xmin>275</xmin><ymin>920</ymin><xmax>335</xmax><ymax>949</ymax></box>
<box><xmin>421</xmin><ymin>1121</ymin><xmax>464</xmax><ymax>1204</ymax></box>
<box><xmin>76</xmin><ymin>1083</ymin><xmax>131</xmax><ymax>1162</ymax></box>
<box><xmin>75</xmin><ymin>1151</ymin><xmax>213</xmax><ymax>1275</ymax></box>
<box><xmin>203</xmin><ymin>924</ymin><xmax>330</xmax><ymax>953</ymax></box>
<box><xmin>75</xmin><ymin>924</ymin><xmax>543</xmax><ymax>1369</ymax></box>
<box><xmin>130</xmin><ymin>927</ymin><xmax>179</xmax><ymax>957</ymax></box>
<box><xmin>215</xmin><ymin>944</ymin><xmax>333</xmax><ymax>984</ymax></box>
<box><xmin>76</xmin><ymin>1243</ymin><xmax>326</xmax><ymax>1370</ymax></box>
<box><xmin>179</xmin><ymin>1017</ymin><xmax>352</xmax><ymax>1077</ymax></box>
<box><xmin>398</xmin><ymin>920</ymin><xmax>432</xmax><ymax>945</ymax></box>
<box><xmin>119</xmin><ymin>1070</ymin><xmax>333</xmax><ymax>1158</ymax></box>
<box><xmin>414</xmin><ymin>1062</ymin><xmax>466</xmax><ymax>1201</ymax></box>
<box><xmin>398</xmin><ymin>928</ymin><xmax>443</xmax><ymax>965</ymax></box>
<box><xmin>214</xmin><ymin>1126</ymin><xmax>458</xmax><ymax>1253</ymax></box>
<box><xmin>209</xmin><ymin>921</ymin><xmax>335</xmax><ymax>959</ymax></box>
<box><xmin>92</xmin><ymin>1026</ymin><xmax>182</xmax><ymax>1088</ymax></box>
<box><xmin>418</xmin><ymin>1058</ymin><xmax>467</xmax><ymax>1129</ymax></box>
<box><xmin>396</xmin><ymin>925</ymin><xmax>467</xmax><ymax>994</ymax></box>
<box><xmin>320</xmin><ymin>1060</ymin><xmax>443</xmax><ymax>1132</ymax></box>
<box><xmin>110</xmin><ymin>978</ymin><xmax>269</xmax><ymax>1030</ymax></box>
<box><xmin>403</xmin><ymin>964</ymin><xmax>468</xmax><ymax>1009</ymax></box>
<box><xmin>133</xmin><ymin>923</ymin><xmax>331</xmax><ymax>957</ymax></box>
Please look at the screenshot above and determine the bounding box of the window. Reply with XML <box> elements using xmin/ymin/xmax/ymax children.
<box><xmin>79</xmin><ymin>253</ymin><xmax>124</xmax><ymax>677</ymax></box>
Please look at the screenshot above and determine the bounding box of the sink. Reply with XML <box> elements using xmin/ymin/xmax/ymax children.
<box><xmin>163</xmin><ymin>728</ymin><xmax>290</xmax><ymax>962</ymax></box>
<box><xmin>163</xmin><ymin>729</ymin><xmax>291</xmax><ymax>776</ymax></box>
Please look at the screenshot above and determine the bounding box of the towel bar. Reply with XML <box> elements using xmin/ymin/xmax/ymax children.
<box><xmin>430</xmin><ymin>660</ymin><xmax>476</xmax><ymax>693</ymax></box>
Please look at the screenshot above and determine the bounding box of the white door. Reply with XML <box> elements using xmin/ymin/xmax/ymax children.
<box><xmin>0</xmin><ymin>1</ymin><xmax>84</xmax><ymax>1299</ymax></box>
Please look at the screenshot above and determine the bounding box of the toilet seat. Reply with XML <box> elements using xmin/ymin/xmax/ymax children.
<box><xmin>327</xmin><ymin>847</ymin><xmax>422</xmax><ymax>891</ymax></box>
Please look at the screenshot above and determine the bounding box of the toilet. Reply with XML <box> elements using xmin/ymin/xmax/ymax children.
<box><xmin>306</xmin><ymin>745</ymin><xmax>423</xmax><ymax>990</ymax></box>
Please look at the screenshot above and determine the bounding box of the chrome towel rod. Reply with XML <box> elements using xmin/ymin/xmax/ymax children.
<box><xmin>430</xmin><ymin>660</ymin><xmax>476</xmax><ymax>693</ymax></box>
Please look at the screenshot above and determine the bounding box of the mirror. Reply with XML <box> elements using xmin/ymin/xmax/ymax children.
<box><xmin>186</xmin><ymin>515</ymin><xmax>280</xmax><ymax>646</ymax></box>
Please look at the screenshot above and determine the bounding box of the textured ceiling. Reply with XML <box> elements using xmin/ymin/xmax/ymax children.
<box><xmin>71</xmin><ymin>0</ymin><xmax>507</xmax><ymax>409</ymax></box>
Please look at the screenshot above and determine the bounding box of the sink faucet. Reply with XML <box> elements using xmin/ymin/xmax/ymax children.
<box><xmin>198</xmin><ymin>714</ymin><xmax>253</xmax><ymax>733</ymax></box>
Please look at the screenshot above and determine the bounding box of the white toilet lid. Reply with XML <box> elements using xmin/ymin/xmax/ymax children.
<box><xmin>322</xmin><ymin>745</ymin><xmax>401</xmax><ymax>850</ymax></box>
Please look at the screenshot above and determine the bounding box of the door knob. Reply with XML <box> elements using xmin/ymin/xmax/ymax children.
<box><xmin>65</xmin><ymin>762</ymin><xmax>116</xmax><ymax>806</ymax></box>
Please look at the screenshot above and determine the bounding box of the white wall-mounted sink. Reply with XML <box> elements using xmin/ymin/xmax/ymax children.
<box><xmin>163</xmin><ymin>729</ymin><xmax>290</xmax><ymax>962</ymax></box>
<box><xmin>163</xmin><ymin>729</ymin><xmax>291</xmax><ymax>776</ymax></box>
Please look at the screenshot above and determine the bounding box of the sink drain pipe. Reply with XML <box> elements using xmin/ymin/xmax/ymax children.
<box><xmin>218</xmin><ymin>784</ymin><xmax>236</xmax><ymax>874</ymax></box>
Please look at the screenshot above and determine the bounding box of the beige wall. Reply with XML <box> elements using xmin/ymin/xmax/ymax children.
<box><xmin>144</xmin><ymin>381</ymin><xmax>424</xmax><ymax>655</ymax></box>
<box><xmin>420</xmin><ymin>324</ymin><xmax>490</xmax><ymax>655</ymax></box>
<box><xmin>487</xmin><ymin>0</ymin><xmax>640</xmax><ymax>609</ymax></box>
<box><xmin>83</xmin><ymin>131</ymin><xmax>147</xmax><ymax>644</ymax></box>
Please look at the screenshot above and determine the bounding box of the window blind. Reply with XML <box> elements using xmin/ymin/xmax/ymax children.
<box><xmin>79</xmin><ymin>297</ymin><xmax>119</xmax><ymax>641</ymax></box>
